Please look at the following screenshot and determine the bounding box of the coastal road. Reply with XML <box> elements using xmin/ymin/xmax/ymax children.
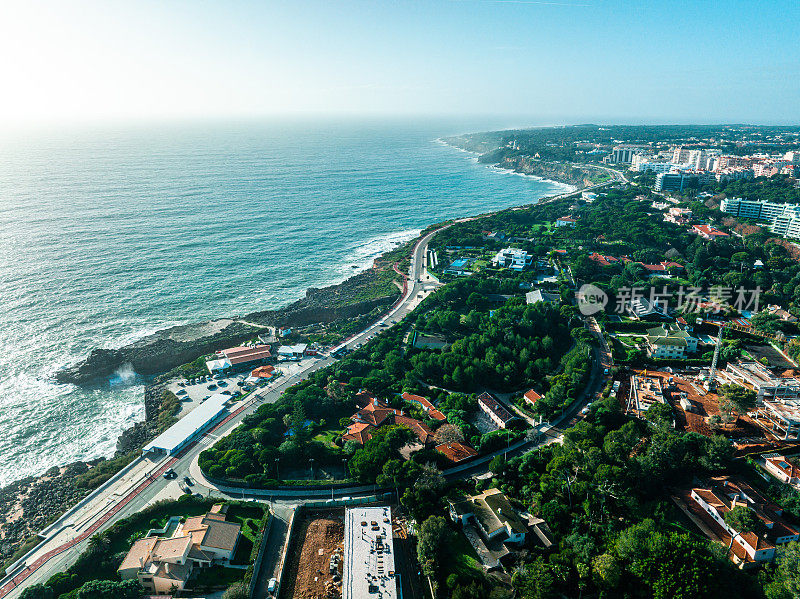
<box><xmin>0</xmin><ymin>223</ymin><xmax>448</xmax><ymax>599</ymax></box>
<box><xmin>4</xmin><ymin>196</ymin><xmax>616</xmax><ymax>596</ymax></box>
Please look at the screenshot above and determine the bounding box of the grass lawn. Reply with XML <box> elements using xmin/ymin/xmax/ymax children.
<box><xmin>226</xmin><ymin>503</ymin><xmax>269</xmax><ymax>564</ymax></box>
<box><xmin>439</xmin><ymin>527</ymin><xmax>485</xmax><ymax>584</ymax></box>
<box><xmin>313</xmin><ymin>430</ymin><xmax>343</xmax><ymax>449</ymax></box>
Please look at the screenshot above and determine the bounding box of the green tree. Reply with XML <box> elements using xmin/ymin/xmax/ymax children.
<box><xmin>724</xmin><ymin>505</ymin><xmax>762</xmax><ymax>535</ymax></box>
<box><xmin>416</xmin><ymin>516</ymin><xmax>451</xmax><ymax>579</ymax></box>
<box><xmin>76</xmin><ymin>579</ymin><xmax>141</xmax><ymax>599</ymax></box>
<box><xmin>18</xmin><ymin>585</ymin><xmax>54</xmax><ymax>599</ymax></box>
<box><xmin>222</xmin><ymin>582</ymin><xmax>250</xmax><ymax>599</ymax></box>
<box><xmin>719</xmin><ymin>384</ymin><xmax>756</xmax><ymax>420</ymax></box>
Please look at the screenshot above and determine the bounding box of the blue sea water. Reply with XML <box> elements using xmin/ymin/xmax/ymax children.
<box><xmin>0</xmin><ymin>118</ymin><xmax>570</xmax><ymax>486</ymax></box>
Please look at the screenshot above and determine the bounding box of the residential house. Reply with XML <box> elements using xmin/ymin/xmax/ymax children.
<box><xmin>436</xmin><ymin>441</ymin><xmax>478</xmax><ymax>463</ymax></box>
<box><xmin>665</xmin><ymin>207</ymin><xmax>693</xmax><ymax>224</ymax></box>
<box><xmin>525</xmin><ymin>289</ymin><xmax>560</xmax><ymax>305</ymax></box>
<box><xmin>641</xmin><ymin>261</ymin><xmax>684</xmax><ymax>277</ymax></box>
<box><xmin>448</xmin><ymin>489</ymin><xmax>529</xmax><ymax>545</ymax></box>
<box><xmin>492</xmin><ymin>248</ymin><xmax>533</xmax><ymax>271</ymax></box>
<box><xmin>764</xmin><ymin>455</ymin><xmax>800</xmax><ymax>486</ymax></box>
<box><xmin>342</xmin><ymin>422</ymin><xmax>375</xmax><ymax>445</ymax></box>
<box><xmin>118</xmin><ymin>504</ymin><xmax>240</xmax><ymax>594</ymax></box>
<box><xmin>588</xmin><ymin>253</ymin><xmax>619</xmax><ymax>267</ymax></box>
<box><xmin>689</xmin><ymin>476</ymin><xmax>799</xmax><ymax>565</ymax></box>
<box><xmin>401</xmin><ymin>392</ymin><xmax>447</xmax><ymax>421</ymax></box>
<box><xmin>393</xmin><ymin>414</ymin><xmax>435</xmax><ymax>446</ymax></box>
<box><xmin>343</xmin><ymin>395</ymin><xmax>432</xmax><ymax>446</ymax></box>
<box><xmin>555</xmin><ymin>216</ymin><xmax>577</xmax><ymax>228</ymax></box>
<box><xmin>691</xmin><ymin>224</ymin><xmax>729</xmax><ymax>240</ymax></box>
<box><xmin>523</xmin><ymin>389</ymin><xmax>542</xmax><ymax>407</ymax></box>
<box><xmin>477</xmin><ymin>393</ymin><xmax>515</xmax><ymax>429</ymax></box>
<box><xmin>645</xmin><ymin>323</ymin><xmax>698</xmax><ymax>359</ymax></box>
<box><xmin>766</xmin><ymin>304</ymin><xmax>798</xmax><ymax>323</ymax></box>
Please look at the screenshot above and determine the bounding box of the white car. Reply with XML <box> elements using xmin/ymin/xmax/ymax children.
<box><xmin>268</xmin><ymin>578</ymin><xmax>278</xmax><ymax>594</ymax></box>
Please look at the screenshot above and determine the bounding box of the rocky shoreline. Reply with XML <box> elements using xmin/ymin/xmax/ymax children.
<box><xmin>485</xmin><ymin>154</ymin><xmax>597</xmax><ymax>189</ymax></box>
<box><xmin>56</xmin><ymin>267</ymin><xmax>400</xmax><ymax>385</ymax></box>
<box><xmin>1</xmin><ymin>146</ymin><xmax>581</xmax><ymax>570</ymax></box>
<box><xmin>442</xmin><ymin>137</ymin><xmax>595</xmax><ymax>190</ymax></box>
<box><xmin>1</xmin><ymin>260</ymin><xmax>405</xmax><ymax>568</ymax></box>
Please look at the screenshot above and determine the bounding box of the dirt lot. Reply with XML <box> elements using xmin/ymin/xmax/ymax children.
<box><xmin>283</xmin><ymin>510</ymin><xmax>345</xmax><ymax>599</ymax></box>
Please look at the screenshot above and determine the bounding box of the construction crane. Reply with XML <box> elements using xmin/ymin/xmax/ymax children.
<box><xmin>703</xmin><ymin>320</ymin><xmax>785</xmax><ymax>391</ymax></box>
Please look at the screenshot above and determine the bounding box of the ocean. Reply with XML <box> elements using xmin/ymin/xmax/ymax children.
<box><xmin>0</xmin><ymin>118</ymin><xmax>570</xmax><ymax>486</ymax></box>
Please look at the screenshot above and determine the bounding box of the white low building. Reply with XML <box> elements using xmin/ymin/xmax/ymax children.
<box><xmin>142</xmin><ymin>394</ymin><xmax>229</xmax><ymax>456</ymax></box>
<box><xmin>342</xmin><ymin>506</ymin><xmax>398</xmax><ymax>599</ymax></box>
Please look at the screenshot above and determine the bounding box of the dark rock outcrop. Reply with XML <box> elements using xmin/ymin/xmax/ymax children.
<box><xmin>55</xmin><ymin>266</ymin><xmax>401</xmax><ymax>385</ymax></box>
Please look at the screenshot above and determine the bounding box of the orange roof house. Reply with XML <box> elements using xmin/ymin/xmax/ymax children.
<box><xmin>401</xmin><ymin>392</ymin><xmax>447</xmax><ymax>421</ymax></box>
<box><xmin>353</xmin><ymin>399</ymin><xmax>401</xmax><ymax>427</ymax></box>
<box><xmin>250</xmin><ymin>365</ymin><xmax>275</xmax><ymax>378</ymax></box>
<box><xmin>342</xmin><ymin>422</ymin><xmax>375</xmax><ymax>445</ymax></box>
<box><xmin>394</xmin><ymin>415</ymin><xmax>435</xmax><ymax>445</ymax></box>
<box><xmin>524</xmin><ymin>389</ymin><xmax>542</xmax><ymax>406</ymax></box>
<box><xmin>436</xmin><ymin>442</ymin><xmax>478</xmax><ymax>463</ymax></box>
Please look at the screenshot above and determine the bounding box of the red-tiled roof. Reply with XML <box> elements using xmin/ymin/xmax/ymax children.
<box><xmin>250</xmin><ymin>365</ymin><xmax>275</xmax><ymax>378</ymax></box>
<box><xmin>353</xmin><ymin>390</ymin><xmax>378</xmax><ymax>407</ymax></box>
<box><xmin>394</xmin><ymin>415</ymin><xmax>435</xmax><ymax>445</ymax></box>
<box><xmin>589</xmin><ymin>253</ymin><xmax>618</xmax><ymax>267</ymax></box>
<box><xmin>353</xmin><ymin>400</ymin><xmax>400</xmax><ymax>427</ymax></box>
<box><xmin>220</xmin><ymin>345</ymin><xmax>272</xmax><ymax>365</ymax></box>
<box><xmin>342</xmin><ymin>422</ymin><xmax>375</xmax><ymax>445</ymax></box>
<box><xmin>436</xmin><ymin>442</ymin><xmax>478</xmax><ymax>463</ymax></box>
<box><xmin>524</xmin><ymin>389</ymin><xmax>542</xmax><ymax>405</ymax></box>
<box><xmin>401</xmin><ymin>392</ymin><xmax>447</xmax><ymax>421</ymax></box>
<box><xmin>692</xmin><ymin>224</ymin><xmax>729</xmax><ymax>237</ymax></box>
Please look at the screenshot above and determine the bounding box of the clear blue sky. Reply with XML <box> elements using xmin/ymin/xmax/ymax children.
<box><xmin>1</xmin><ymin>0</ymin><xmax>798</xmax><ymax>123</ymax></box>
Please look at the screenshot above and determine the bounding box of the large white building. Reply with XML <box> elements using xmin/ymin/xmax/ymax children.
<box><xmin>720</xmin><ymin>197</ymin><xmax>800</xmax><ymax>222</ymax></box>
<box><xmin>142</xmin><ymin>393</ymin><xmax>229</xmax><ymax>456</ymax></box>
<box><xmin>631</xmin><ymin>155</ymin><xmax>674</xmax><ymax>173</ymax></box>
<box><xmin>609</xmin><ymin>144</ymin><xmax>647</xmax><ymax>164</ymax></box>
<box><xmin>718</xmin><ymin>197</ymin><xmax>800</xmax><ymax>239</ymax></box>
<box><xmin>492</xmin><ymin>248</ymin><xmax>532</xmax><ymax>271</ymax></box>
<box><xmin>343</xmin><ymin>506</ymin><xmax>398</xmax><ymax>599</ymax></box>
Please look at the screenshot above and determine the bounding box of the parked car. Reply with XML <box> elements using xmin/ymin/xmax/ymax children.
<box><xmin>184</xmin><ymin>476</ymin><xmax>193</xmax><ymax>486</ymax></box>
<box><xmin>268</xmin><ymin>578</ymin><xmax>278</xmax><ymax>594</ymax></box>
<box><xmin>207</xmin><ymin>384</ymin><xmax>217</xmax><ymax>390</ymax></box>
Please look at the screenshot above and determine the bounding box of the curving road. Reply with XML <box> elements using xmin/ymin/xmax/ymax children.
<box><xmin>2</xmin><ymin>176</ymin><xmax>619</xmax><ymax>597</ymax></box>
<box><xmin>0</xmin><ymin>223</ymin><xmax>448</xmax><ymax>599</ymax></box>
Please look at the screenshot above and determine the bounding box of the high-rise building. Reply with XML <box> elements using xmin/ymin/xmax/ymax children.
<box><xmin>671</xmin><ymin>146</ymin><xmax>691</xmax><ymax>164</ymax></box>
<box><xmin>609</xmin><ymin>144</ymin><xmax>646</xmax><ymax>164</ymax></box>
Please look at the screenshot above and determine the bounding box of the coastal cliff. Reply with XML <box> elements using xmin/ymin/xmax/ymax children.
<box><xmin>444</xmin><ymin>137</ymin><xmax>600</xmax><ymax>189</ymax></box>
<box><xmin>486</xmin><ymin>153</ymin><xmax>597</xmax><ymax>188</ymax></box>
<box><xmin>56</xmin><ymin>266</ymin><xmax>400</xmax><ymax>385</ymax></box>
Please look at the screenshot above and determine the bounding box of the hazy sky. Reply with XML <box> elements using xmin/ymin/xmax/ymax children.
<box><xmin>1</xmin><ymin>0</ymin><xmax>799</xmax><ymax>124</ymax></box>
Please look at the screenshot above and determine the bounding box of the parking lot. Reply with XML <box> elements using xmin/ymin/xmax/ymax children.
<box><xmin>167</xmin><ymin>372</ymin><xmax>250</xmax><ymax>416</ymax></box>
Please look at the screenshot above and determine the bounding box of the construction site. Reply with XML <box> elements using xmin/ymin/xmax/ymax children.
<box><xmin>282</xmin><ymin>510</ymin><xmax>345</xmax><ymax>599</ymax></box>
<box><xmin>616</xmin><ymin>365</ymin><xmax>800</xmax><ymax>456</ymax></box>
